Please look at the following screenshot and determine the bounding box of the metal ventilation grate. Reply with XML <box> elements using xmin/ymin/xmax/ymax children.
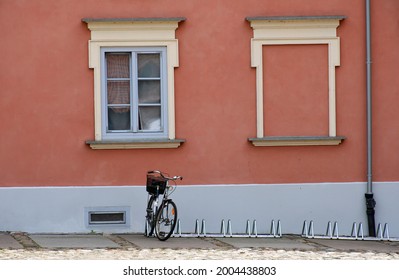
<box><xmin>89</xmin><ymin>211</ymin><xmax>126</xmax><ymax>225</ymax></box>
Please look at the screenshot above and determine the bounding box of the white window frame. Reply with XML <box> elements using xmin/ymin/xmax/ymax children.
<box><xmin>83</xmin><ymin>18</ymin><xmax>185</xmax><ymax>149</ymax></box>
<box><xmin>247</xmin><ymin>16</ymin><xmax>346</xmax><ymax>146</ymax></box>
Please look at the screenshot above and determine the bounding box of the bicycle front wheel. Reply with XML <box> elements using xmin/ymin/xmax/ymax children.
<box><xmin>145</xmin><ymin>195</ymin><xmax>156</xmax><ymax>237</ymax></box>
<box><xmin>155</xmin><ymin>200</ymin><xmax>177</xmax><ymax>241</ymax></box>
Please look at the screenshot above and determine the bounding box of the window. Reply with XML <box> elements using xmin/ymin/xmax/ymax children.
<box><xmin>102</xmin><ymin>48</ymin><xmax>167</xmax><ymax>139</ymax></box>
<box><xmin>246</xmin><ymin>16</ymin><xmax>346</xmax><ymax>146</ymax></box>
<box><xmin>83</xmin><ymin>18</ymin><xmax>185</xmax><ymax>149</ymax></box>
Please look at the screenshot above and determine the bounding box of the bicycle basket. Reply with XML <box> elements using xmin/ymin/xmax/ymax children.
<box><xmin>146</xmin><ymin>173</ymin><xmax>167</xmax><ymax>194</ymax></box>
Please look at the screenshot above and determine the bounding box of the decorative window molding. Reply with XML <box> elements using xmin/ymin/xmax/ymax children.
<box><xmin>86</xmin><ymin>139</ymin><xmax>185</xmax><ymax>150</ymax></box>
<box><xmin>246</xmin><ymin>16</ymin><xmax>346</xmax><ymax>147</ymax></box>
<box><xmin>82</xmin><ymin>17</ymin><xmax>186</xmax><ymax>149</ymax></box>
<box><xmin>248</xmin><ymin>136</ymin><xmax>346</xmax><ymax>147</ymax></box>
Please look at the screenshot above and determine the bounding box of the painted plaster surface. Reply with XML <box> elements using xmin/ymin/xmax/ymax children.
<box><xmin>0</xmin><ymin>0</ymin><xmax>398</xmax><ymax>186</ymax></box>
<box><xmin>263</xmin><ymin>44</ymin><xmax>329</xmax><ymax>136</ymax></box>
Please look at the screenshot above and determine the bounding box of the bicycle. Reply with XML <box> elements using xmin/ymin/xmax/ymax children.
<box><xmin>145</xmin><ymin>170</ymin><xmax>182</xmax><ymax>241</ymax></box>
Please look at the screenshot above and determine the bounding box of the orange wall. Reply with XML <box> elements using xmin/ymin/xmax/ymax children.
<box><xmin>371</xmin><ymin>1</ymin><xmax>399</xmax><ymax>182</ymax></box>
<box><xmin>0</xmin><ymin>0</ymin><xmax>398</xmax><ymax>186</ymax></box>
<box><xmin>263</xmin><ymin>44</ymin><xmax>329</xmax><ymax>136</ymax></box>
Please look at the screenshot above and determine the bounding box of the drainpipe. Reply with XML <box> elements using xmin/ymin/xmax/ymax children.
<box><xmin>365</xmin><ymin>0</ymin><xmax>376</xmax><ymax>237</ymax></box>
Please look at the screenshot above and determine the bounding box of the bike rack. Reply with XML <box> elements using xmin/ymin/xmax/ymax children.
<box><xmin>326</xmin><ymin>221</ymin><xmax>340</xmax><ymax>239</ymax></box>
<box><xmin>301</xmin><ymin>220</ymin><xmax>399</xmax><ymax>241</ymax></box>
<box><xmin>153</xmin><ymin>218</ymin><xmax>399</xmax><ymax>240</ymax></box>
<box><xmin>173</xmin><ymin>219</ymin><xmax>282</xmax><ymax>238</ymax></box>
<box><xmin>377</xmin><ymin>223</ymin><xmax>390</xmax><ymax>240</ymax></box>
<box><xmin>144</xmin><ymin>220</ymin><xmax>150</xmax><ymax>237</ymax></box>
<box><xmin>350</xmin><ymin>222</ymin><xmax>364</xmax><ymax>240</ymax></box>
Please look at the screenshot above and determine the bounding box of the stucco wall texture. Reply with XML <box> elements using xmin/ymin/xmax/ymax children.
<box><xmin>0</xmin><ymin>0</ymin><xmax>398</xmax><ymax>186</ymax></box>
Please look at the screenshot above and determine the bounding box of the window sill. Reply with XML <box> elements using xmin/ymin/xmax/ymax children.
<box><xmin>248</xmin><ymin>136</ymin><xmax>346</xmax><ymax>147</ymax></box>
<box><xmin>86</xmin><ymin>139</ymin><xmax>185</xmax><ymax>150</ymax></box>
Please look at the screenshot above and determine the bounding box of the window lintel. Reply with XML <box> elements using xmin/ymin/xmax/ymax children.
<box><xmin>82</xmin><ymin>17</ymin><xmax>186</xmax><ymax>24</ymax></box>
<box><xmin>246</xmin><ymin>15</ymin><xmax>346</xmax><ymax>22</ymax></box>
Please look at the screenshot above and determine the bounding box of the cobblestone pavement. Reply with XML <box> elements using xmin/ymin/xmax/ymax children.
<box><xmin>0</xmin><ymin>233</ymin><xmax>398</xmax><ymax>260</ymax></box>
<box><xmin>1</xmin><ymin>247</ymin><xmax>399</xmax><ymax>260</ymax></box>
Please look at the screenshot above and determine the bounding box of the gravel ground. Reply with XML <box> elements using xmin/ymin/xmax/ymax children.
<box><xmin>1</xmin><ymin>248</ymin><xmax>399</xmax><ymax>260</ymax></box>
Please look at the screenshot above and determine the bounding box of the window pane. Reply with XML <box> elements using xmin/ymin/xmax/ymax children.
<box><xmin>106</xmin><ymin>53</ymin><xmax>130</xmax><ymax>78</ymax></box>
<box><xmin>138</xmin><ymin>54</ymin><xmax>160</xmax><ymax>78</ymax></box>
<box><xmin>138</xmin><ymin>80</ymin><xmax>161</xmax><ymax>104</ymax></box>
<box><xmin>139</xmin><ymin>106</ymin><xmax>161</xmax><ymax>131</ymax></box>
<box><xmin>108</xmin><ymin>107</ymin><xmax>131</xmax><ymax>131</ymax></box>
<box><xmin>107</xmin><ymin>81</ymin><xmax>130</xmax><ymax>104</ymax></box>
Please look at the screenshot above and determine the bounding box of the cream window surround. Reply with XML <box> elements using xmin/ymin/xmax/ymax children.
<box><xmin>82</xmin><ymin>18</ymin><xmax>185</xmax><ymax>149</ymax></box>
<box><xmin>247</xmin><ymin>16</ymin><xmax>346</xmax><ymax>146</ymax></box>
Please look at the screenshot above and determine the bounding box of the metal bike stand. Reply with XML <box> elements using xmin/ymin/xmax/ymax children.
<box><xmin>172</xmin><ymin>219</ymin><xmax>282</xmax><ymax>238</ymax></box>
<box><xmin>301</xmin><ymin>220</ymin><xmax>399</xmax><ymax>241</ymax></box>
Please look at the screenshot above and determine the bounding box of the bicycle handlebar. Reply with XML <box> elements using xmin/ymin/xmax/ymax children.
<box><xmin>147</xmin><ymin>170</ymin><xmax>183</xmax><ymax>181</ymax></box>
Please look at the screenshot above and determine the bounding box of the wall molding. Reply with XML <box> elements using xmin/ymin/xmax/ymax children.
<box><xmin>82</xmin><ymin>17</ymin><xmax>185</xmax><ymax>142</ymax></box>
<box><xmin>246</xmin><ymin>16</ymin><xmax>346</xmax><ymax>143</ymax></box>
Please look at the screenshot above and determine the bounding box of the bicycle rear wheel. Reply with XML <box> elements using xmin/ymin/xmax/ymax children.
<box><xmin>155</xmin><ymin>200</ymin><xmax>177</xmax><ymax>241</ymax></box>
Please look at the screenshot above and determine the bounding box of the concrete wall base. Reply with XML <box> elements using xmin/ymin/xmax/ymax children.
<box><xmin>0</xmin><ymin>182</ymin><xmax>397</xmax><ymax>237</ymax></box>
